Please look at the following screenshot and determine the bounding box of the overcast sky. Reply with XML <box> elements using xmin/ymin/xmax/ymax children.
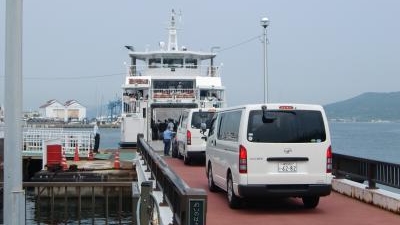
<box><xmin>1</xmin><ymin>0</ymin><xmax>400</xmax><ymax>112</ymax></box>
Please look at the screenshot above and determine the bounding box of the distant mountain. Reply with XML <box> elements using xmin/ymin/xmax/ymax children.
<box><xmin>324</xmin><ymin>92</ymin><xmax>400</xmax><ymax>122</ymax></box>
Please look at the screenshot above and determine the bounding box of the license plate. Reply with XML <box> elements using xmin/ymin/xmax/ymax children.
<box><xmin>278</xmin><ymin>162</ymin><xmax>297</xmax><ymax>172</ymax></box>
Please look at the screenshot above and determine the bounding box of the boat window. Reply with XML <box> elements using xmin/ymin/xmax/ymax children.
<box><xmin>153</xmin><ymin>81</ymin><xmax>193</xmax><ymax>90</ymax></box>
<box><xmin>149</xmin><ymin>58</ymin><xmax>162</xmax><ymax>68</ymax></box>
<box><xmin>163</xmin><ymin>58</ymin><xmax>183</xmax><ymax>68</ymax></box>
<box><xmin>247</xmin><ymin>110</ymin><xmax>326</xmax><ymax>143</ymax></box>
<box><xmin>200</xmin><ymin>90</ymin><xmax>219</xmax><ymax>101</ymax></box>
<box><xmin>185</xmin><ymin>58</ymin><xmax>197</xmax><ymax>68</ymax></box>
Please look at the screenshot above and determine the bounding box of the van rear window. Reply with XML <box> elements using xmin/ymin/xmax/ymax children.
<box><xmin>191</xmin><ymin>112</ymin><xmax>216</xmax><ymax>129</ymax></box>
<box><xmin>247</xmin><ymin>110</ymin><xmax>326</xmax><ymax>143</ymax></box>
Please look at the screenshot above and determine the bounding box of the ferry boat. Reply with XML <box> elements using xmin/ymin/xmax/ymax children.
<box><xmin>120</xmin><ymin>10</ymin><xmax>226</xmax><ymax>147</ymax></box>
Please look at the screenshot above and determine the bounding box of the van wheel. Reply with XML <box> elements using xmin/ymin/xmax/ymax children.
<box><xmin>302</xmin><ymin>196</ymin><xmax>320</xmax><ymax>209</ymax></box>
<box><xmin>171</xmin><ymin>144</ymin><xmax>178</xmax><ymax>158</ymax></box>
<box><xmin>207</xmin><ymin>165</ymin><xmax>218</xmax><ymax>192</ymax></box>
<box><xmin>183</xmin><ymin>154</ymin><xmax>191</xmax><ymax>165</ymax></box>
<box><xmin>178</xmin><ymin>151</ymin><xmax>183</xmax><ymax>159</ymax></box>
<box><xmin>227</xmin><ymin>173</ymin><xmax>241</xmax><ymax>209</ymax></box>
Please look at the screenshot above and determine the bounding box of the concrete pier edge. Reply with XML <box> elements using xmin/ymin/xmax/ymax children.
<box><xmin>332</xmin><ymin>178</ymin><xmax>400</xmax><ymax>214</ymax></box>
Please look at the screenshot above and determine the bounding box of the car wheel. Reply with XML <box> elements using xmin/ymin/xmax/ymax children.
<box><xmin>207</xmin><ymin>165</ymin><xmax>218</xmax><ymax>192</ymax></box>
<box><xmin>227</xmin><ymin>173</ymin><xmax>241</xmax><ymax>209</ymax></box>
<box><xmin>302</xmin><ymin>196</ymin><xmax>320</xmax><ymax>209</ymax></box>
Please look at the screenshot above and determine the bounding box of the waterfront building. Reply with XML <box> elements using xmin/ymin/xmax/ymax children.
<box><xmin>39</xmin><ymin>99</ymin><xmax>86</xmax><ymax>122</ymax></box>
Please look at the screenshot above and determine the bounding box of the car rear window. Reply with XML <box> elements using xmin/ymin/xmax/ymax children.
<box><xmin>191</xmin><ymin>112</ymin><xmax>216</xmax><ymax>129</ymax></box>
<box><xmin>247</xmin><ymin>110</ymin><xmax>326</xmax><ymax>143</ymax></box>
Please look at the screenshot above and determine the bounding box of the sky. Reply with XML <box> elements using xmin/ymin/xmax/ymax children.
<box><xmin>1</xmin><ymin>0</ymin><xmax>400</xmax><ymax>113</ymax></box>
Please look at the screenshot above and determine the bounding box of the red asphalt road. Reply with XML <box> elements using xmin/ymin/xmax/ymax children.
<box><xmin>164</xmin><ymin>157</ymin><xmax>400</xmax><ymax>225</ymax></box>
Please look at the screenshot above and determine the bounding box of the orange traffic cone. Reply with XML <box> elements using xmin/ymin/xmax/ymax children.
<box><xmin>74</xmin><ymin>146</ymin><xmax>80</xmax><ymax>161</ymax></box>
<box><xmin>61</xmin><ymin>150</ymin><xmax>68</xmax><ymax>170</ymax></box>
<box><xmin>88</xmin><ymin>148</ymin><xmax>94</xmax><ymax>161</ymax></box>
<box><xmin>114</xmin><ymin>151</ymin><xmax>120</xmax><ymax>169</ymax></box>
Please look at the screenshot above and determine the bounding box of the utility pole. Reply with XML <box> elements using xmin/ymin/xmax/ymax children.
<box><xmin>4</xmin><ymin>0</ymin><xmax>25</xmax><ymax>224</ymax></box>
<box><xmin>260</xmin><ymin>17</ymin><xmax>269</xmax><ymax>103</ymax></box>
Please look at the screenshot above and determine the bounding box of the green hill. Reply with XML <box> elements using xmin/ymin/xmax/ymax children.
<box><xmin>324</xmin><ymin>92</ymin><xmax>400</xmax><ymax>122</ymax></box>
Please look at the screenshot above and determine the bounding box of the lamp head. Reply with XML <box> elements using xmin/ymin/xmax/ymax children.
<box><xmin>260</xmin><ymin>17</ymin><xmax>269</xmax><ymax>28</ymax></box>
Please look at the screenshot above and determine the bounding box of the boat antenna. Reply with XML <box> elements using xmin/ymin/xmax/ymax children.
<box><xmin>167</xmin><ymin>9</ymin><xmax>179</xmax><ymax>51</ymax></box>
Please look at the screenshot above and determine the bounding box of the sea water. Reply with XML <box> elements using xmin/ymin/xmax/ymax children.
<box><xmin>98</xmin><ymin>122</ymin><xmax>400</xmax><ymax>164</ymax></box>
<box><xmin>329</xmin><ymin>121</ymin><xmax>400</xmax><ymax>164</ymax></box>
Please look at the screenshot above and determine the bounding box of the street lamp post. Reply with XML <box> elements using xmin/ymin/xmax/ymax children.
<box><xmin>260</xmin><ymin>17</ymin><xmax>269</xmax><ymax>103</ymax></box>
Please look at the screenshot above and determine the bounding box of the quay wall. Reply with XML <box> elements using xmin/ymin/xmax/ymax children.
<box><xmin>332</xmin><ymin>178</ymin><xmax>400</xmax><ymax>214</ymax></box>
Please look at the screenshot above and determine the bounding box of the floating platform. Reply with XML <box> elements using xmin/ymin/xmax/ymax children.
<box><xmin>30</xmin><ymin>153</ymin><xmax>137</xmax><ymax>197</ymax></box>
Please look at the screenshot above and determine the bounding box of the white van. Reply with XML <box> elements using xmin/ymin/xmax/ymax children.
<box><xmin>173</xmin><ymin>108</ymin><xmax>217</xmax><ymax>164</ymax></box>
<box><xmin>205</xmin><ymin>104</ymin><xmax>332</xmax><ymax>209</ymax></box>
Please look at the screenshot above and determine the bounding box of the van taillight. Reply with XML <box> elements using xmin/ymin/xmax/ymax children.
<box><xmin>239</xmin><ymin>145</ymin><xmax>247</xmax><ymax>174</ymax></box>
<box><xmin>187</xmin><ymin>130</ymin><xmax>191</xmax><ymax>145</ymax></box>
<box><xmin>326</xmin><ymin>146</ymin><xmax>332</xmax><ymax>173</ymax></box>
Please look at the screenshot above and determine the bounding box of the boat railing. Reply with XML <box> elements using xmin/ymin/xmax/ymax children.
<box><xmin>333</xmin><ymin>153</ymin><xmax>400</xmax><ymax>190</ymax></box>
<box><xmin>122</xmin><ymin>99</ymin><xmax>143</xmax><ymax>114</ymax></box>
<box><xmin>199</xmin><ymin>99</ymin><xmax>225</xmax><ymax>108</ymax></box>
<box><xmin>129</xmin><ymin>64</ymin><xmax>221</xmax><ymax>77</ymax></box>
<box><xmin>137</xmin><ymin>133</ymin><xmax>207</xmax><ymax>225</ymax></box>
<box><xmin>23</xmin><ymin>128</ymin><xmax>94</xmax><ymax>157</ymax></box>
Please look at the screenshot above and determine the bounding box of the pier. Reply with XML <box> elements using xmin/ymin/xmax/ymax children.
<box><xmin>140</xmin><ymin>139</ymin><xmax>400</xmax><ymax>225</ymax></box>
<box><xmin>1</xmin><ymin>133</ymin><xmax>400</xmax><ymax>224</ymax></box>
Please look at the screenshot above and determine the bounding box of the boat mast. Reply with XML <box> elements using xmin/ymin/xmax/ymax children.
<box><xmin>167</xmin><ymin>9</ymin><xmax>178</xmax><ymax>51</ymax></box>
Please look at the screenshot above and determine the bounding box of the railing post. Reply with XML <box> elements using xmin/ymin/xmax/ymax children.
<box><xmin>183</xmin><ymin>189</ymin><xmax>207</xmax><ymax>225</ymax></box>
<box><xmin>140</xmin><ymin>181</ymin><xmax>153</xmax><ymax>225</ymax></box>
<box><xmin>367</xmin><ymin>162</ymin><xmax>377</xmax><ymax>189</ymax></box>
<box><xmin>132</xmin><ymin>182</ymin><xmax>140</xmax><ymax>225</ymax></box>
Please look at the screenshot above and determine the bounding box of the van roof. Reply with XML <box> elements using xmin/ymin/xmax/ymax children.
<box><xmin>218</xmin><ymin>103</ymin><xmax>325</xmax><ymax>112</ymax></box>
<box><xmin>184</xmin><ymin>108</ymin><xmax>218</xmax><ymax>113</ymax></box>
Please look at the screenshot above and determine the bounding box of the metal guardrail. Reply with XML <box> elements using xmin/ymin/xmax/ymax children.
<box><xmin>23</xmin><ymin>128</ymin><xmax>94</xmax><ymax>157</ymax></box>
<box><xmin>137</xmin><ymin>133</ymin><xmax>207</xmax><ymax>225</ymax></box>
<box><xmin>332</xmin><ymin>153</ymin><xmax>400</xmax><ymax>190</ymax></box>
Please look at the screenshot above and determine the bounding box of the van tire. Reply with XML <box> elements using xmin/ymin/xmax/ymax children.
<box><xmin>227</xmin><ymin>173</ymin><xmax>241</xmax><ymax>209</ymax></box>
<box><xmin>171</xmin><ymin>143</ymin><xmax>178</xmax><ymax>158</ymax></box>
<box><xmin>207</xmin><ymin>165</ymin><xmax>218</xmax><ymax>192</ymax></box>
<box><xmin>177</xmin><ymin>150</ymin><xmax>183</xmax><ymax>159</ymax></box>
<box><xmin>183</xmin><ymin>154</ymin><xmax>191</xmax><ymax>165</ymax></box>
<box><xmin>302</xmin><ymin>196</ymin><xmax>320</xmax><ymax>209</ymax></box>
